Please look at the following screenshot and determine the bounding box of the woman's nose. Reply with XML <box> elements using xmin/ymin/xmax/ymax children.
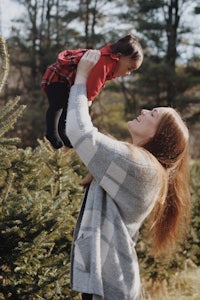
<box><xmin>141</xmin><ymin>109</ymin><xmax>148</xmax><ymax>115</ymax></box>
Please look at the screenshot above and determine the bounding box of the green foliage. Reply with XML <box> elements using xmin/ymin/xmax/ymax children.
<box><xmin>0</xmin><ymin>97</ymin><xmax>26</xmax><ymax>142</ymax></box>
<box><xmin>0</xmin><ymin>35</ymin><xmax>82</xmax><ymax>300</ymax></box>
<box><xmin>0</xmin><ymin>137</ymin><xmax>83</xmax><ymax>300</ymax></box>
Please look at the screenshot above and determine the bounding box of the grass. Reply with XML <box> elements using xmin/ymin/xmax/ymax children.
<box><xmin>141</xmin><ymin>266</ymin><xmax>200</xmax><ymax>299</ymax></box>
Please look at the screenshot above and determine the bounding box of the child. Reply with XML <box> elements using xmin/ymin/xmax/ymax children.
<box><xmin>41</xmin><ymin>33</ymin><xmax>143</xmax><ymax>149</ymax></box>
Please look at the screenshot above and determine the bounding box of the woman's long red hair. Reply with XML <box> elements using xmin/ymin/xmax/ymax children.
<box><xmin>143</xmin><ymin>109</ymin><xmax>191</xmax><ymax>256</ymax></box>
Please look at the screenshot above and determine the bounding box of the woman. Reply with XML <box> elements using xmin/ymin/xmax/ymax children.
<box><xmin>66</xmin><ymin>51</ymin><xmax>191</xmax><ymax>300</ymax></box>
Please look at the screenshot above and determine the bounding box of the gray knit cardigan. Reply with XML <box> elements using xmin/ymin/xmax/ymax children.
<box><xmin>66</xmin><ymin>84</ymin><xmax>162</xmax><ymax>300</ymax></box>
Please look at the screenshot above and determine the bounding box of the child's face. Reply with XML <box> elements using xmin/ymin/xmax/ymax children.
<box><xmin>113</xmin><ymin>55</ymin><xmax>142</xmax><ymax>78</ymax></box>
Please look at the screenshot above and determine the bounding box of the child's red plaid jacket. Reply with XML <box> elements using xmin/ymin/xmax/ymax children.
<box><xmin>41</xmin><ymin>44</ymin><xmax>119</xmax><ymax>100</ymax></box>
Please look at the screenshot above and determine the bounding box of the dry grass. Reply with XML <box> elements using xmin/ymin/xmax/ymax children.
<box><xmin>141</xmin><ymin>264</ymin><xmax>200</xmax><ymax>300</ymax></box>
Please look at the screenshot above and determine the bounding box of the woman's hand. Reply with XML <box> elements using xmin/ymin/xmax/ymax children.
<box><xmin>74</xmin><ymin>49</ymin><xmax>101</xmax><ymax>84</ymax></box>
<box><xmin>80</xmin><ymin>172</ymin><xmax>94</xmax><ymax>188</ymax></box>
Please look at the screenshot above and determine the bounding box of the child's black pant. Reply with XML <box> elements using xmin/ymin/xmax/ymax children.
<box><xmin>45</xmin><ymin>82</ymin><xmax>72</xmax><ymax>149</ymax></box>
<box><xmin>82</xmin><ymin>293</ymin><xmax>93</xmax><ymax>300</ymax></box>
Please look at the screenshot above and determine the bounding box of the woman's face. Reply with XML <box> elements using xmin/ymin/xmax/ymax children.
<box><xmin>127</xmin><ymin>108</ymin><xmax>167</xmax><ymax>145</ymax></box>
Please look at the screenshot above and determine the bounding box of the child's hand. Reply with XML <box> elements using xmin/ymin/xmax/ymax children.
<box><xmin>75</xmin><ymin>50</ymin><xmax>101</xmax><ymax>84</ymax></box>
<box><xmin>80</xmin><ymin>172</ymin><xmax>93</xmax><ymax>187</ymax></box>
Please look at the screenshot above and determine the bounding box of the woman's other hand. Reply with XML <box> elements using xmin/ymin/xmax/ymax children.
<box><xmin>74</xmin><ymin>50</ymin><xmax>101</xmax><ymax>84</ymax></box>
<box><xmin>80</xmin><ymin>172</ymin><xmax>94</xmax><ymax>187</ymax></box>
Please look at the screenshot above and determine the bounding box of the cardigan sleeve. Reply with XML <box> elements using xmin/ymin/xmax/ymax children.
<box><xmin>66</xmin><ymin>84</ymin><xmax>158</xmax><ymax>208</ymax></box>
<box><xmin>66</xmin><ymin>84</ymin><xmax>124</xmax><ymax>171</ymax></box>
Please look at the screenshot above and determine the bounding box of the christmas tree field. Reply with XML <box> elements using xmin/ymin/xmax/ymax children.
<box><xmin>0</xmin><ymin>36</ymin><xmax>83</xmax><ymax>300</ymax></box>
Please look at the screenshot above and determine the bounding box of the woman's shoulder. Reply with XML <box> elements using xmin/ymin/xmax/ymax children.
<box><xmin>117</xmin><ymin>142</ymin><xmax>164</xmax><ymax>177</ymax></box>
<box><xmin>118</xmin><ymin>142</ymin><xmax>157</xmax><ymax>164</ymax></box>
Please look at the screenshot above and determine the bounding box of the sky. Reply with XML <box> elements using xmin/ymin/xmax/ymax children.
<box><xmin>1</xmin><ymin>0</ymin><xmax>199</xmax><ymax>36</ymax></box>
<box><xmin>0</xmin><ymin>0</ymin><xmax>25</xmax><ymax>38</ymax></box>
<box><xmin>0</xmin><ymin>0</ymin><xmax>199</xmax><ymax>62</ymax></box>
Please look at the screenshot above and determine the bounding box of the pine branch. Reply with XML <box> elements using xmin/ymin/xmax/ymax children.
<box><xmin>0</xmin><ymin>101</ymin><xmax>26</xmax><ymax>137</ymax></box>
<box><xmin>0</xmin><ymin>137</ymin><xmax>21</xmax><ymax>148</ymax></box>
<box><xmin>0</xmin><ymin>96</ymin><xmax>22</xmax><ymax>120</ymax></box>
<box><xmin>0</xmin><ymin>39</ymin><xmax>26</xmax><ymax>148</ymax></box>
<box><xmin>0</xmin><ymin>36</ymin><xmax>9</xmax><ymax>94</ymax></box>
<box><xmin>1</xmin><ymin>171</ymin><xmax>16</xmax><ymax>205</ymax></box>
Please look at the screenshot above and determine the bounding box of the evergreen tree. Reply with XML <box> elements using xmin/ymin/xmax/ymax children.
<box><xmin>0</xmin><ymin>139</ymin><xmax>84</xmax><ymax>300</ymax></box>
<box><xmin>0</xmin><ymin>36</ymin><xmax>83</xmax><ymax>300</ymax></box>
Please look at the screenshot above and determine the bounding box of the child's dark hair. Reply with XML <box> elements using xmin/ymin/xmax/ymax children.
<box><xmin>110</xmin><ymin>33</ymin><xmax>143</xmax><ymax>61</ymax></box>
